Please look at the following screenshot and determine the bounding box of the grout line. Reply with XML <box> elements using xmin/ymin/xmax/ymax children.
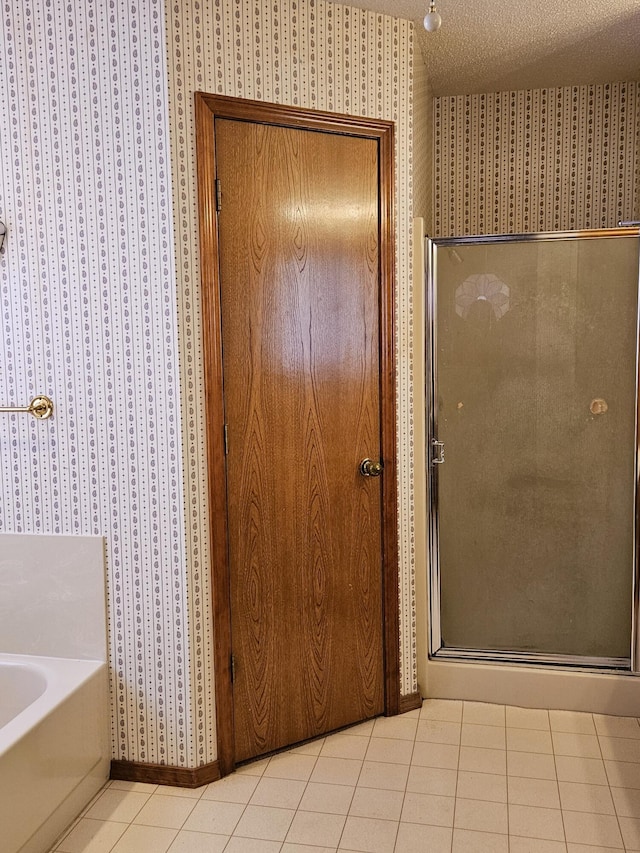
<box><xmin>596</xmin><ymin>712</ymin><xmax>628</xmax><ymax>851</ymax></box>
<box><xmin>449</xmin><ymin>703</ymin><xmax>463</xmax><ymax>853</ymax></box>
<box><xmin>550</xmin><ymin>713</ymin><xmax>568</xmax><ymax>850</ymax></box>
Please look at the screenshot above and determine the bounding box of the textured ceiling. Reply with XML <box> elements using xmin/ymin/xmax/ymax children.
<box><xmin>350</xmin><ymin>0</ymin><xmax>640</xmax><ymax>95</ymax></box>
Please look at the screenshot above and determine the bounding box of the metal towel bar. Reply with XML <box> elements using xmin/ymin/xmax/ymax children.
<box><xmin>0</xmin><ymin>396</ymin><xmax>54</xmax><ymax>420</ymax></box>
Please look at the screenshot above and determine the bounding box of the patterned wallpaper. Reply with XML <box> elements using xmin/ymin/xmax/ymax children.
<box><xmin>412</xmin><ymin>51</ymin><xmax>433</xmax><ymax>234</ymax></box>
<box><xmin>0</xmin><ymin>0</ymin><xmax>193</xmax><ymax>765</ymax></box>
<box><xmin>0</xmin><ymin>0</ymin><xmax>421</xmax><ymax>771</ymax></box>
<box><xmin>165</xmin><ymin>0</ymin><xmax>420</xmax><ymax>748</ymax></box>
<box><xmin>434</xmin><ymin>82</ymin><xmax>640</xmax><ymax>237</ymax></box>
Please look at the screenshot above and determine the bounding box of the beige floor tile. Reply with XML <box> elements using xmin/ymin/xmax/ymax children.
<box><xmin>365</xmin><ymin>737</ymin><xmax>414</xmax><ymax>765</ymax></box>
<box><xmin>508</xmin><ymin>776</ymin><xmax>561</xmax><ymax>808</ymax></box>
<box><xmin>233</xmin><ymin>804</ymin><xmax>296</xmax><ymax>842</ymax></box>
<box><xmin>393</xmin><ymin>822</ymin><xmax>452</xmax><ymax>853</ymax></box>
<box><xmin>298</xmin><ymin>782</ymin><xmax>354</xmax><ymax>815</ymax></box>
<box><xmin>506</xmin><ymin>707</ymin><xmax>550</xmax><ymax>731</ymax></box>
<box><xmin>182</xmin><ymin>800</ymin><xmax>245</xmax><ymax>835</ymax></box>
<box><xmin>508</xmin><ymin>804</ymin><xmax>565</xmax><ymax>841</ymax></box>
<box><xmin>458</xmin><ymin>745</ymin><xmax>506</xmax><ymax>775</ymax></box>
<box><xmin>406</xmin><ymin>765</ymin><xmax>457</xmax><ymax>796</ymax></box>
<box><xmin>321</xmin><ymin>734</ymin><xmax>369</xmax><ymax>760</ymax></box>
<box><xmin>338</xmin><ymin>815</ymin><xmax>398</xmax><ymax>853</ymax></box>
<box><xmin>132</xmin><ymin>794</ymin><xmax>196</xmax><ymax>829</ymax></box>
<box><xmin>508</xmin><ymin>838</ymin><xmax>567</xmax><ymax>852</ymax></box>
<box><xmin>562</xmin><ymin>810</ymin><xmax>623</xmax><ymax>848</ymax></box>
<box><xmin>111</xmin><ymin>824</ymin><xmax>178</xmax><ymax>853</ymax></box>
<box><xmin>55</xmin><ymin>818</ymin><xmax>127</xmax><ymax>853</ymax></box>
<box><xmin>249</xmin><ymin>776</ymin><xmax>306</xmax><ymax>809</ymax></box>
<box><xmin>371</xmin><ymin>715</ymin><xmax>418</xmax><ymax>741</ymax></box>
<box><xmin>463</xmin><ymin>702</ymin><xmax>506</xmax><ymax>727</ymax></box>
<box><xmin>109</xmin><ymin>781</ymin><xmax>159</xmax><ymax>795</ymax></box>
<box><xmin>599</xmin><ymin>736</ymin><xmax>640</xmax><ymax>763</ymax></box>
<box><xmin>224</xmin><ymin>839</ymin><xmax>282</xmax><ymax>853</ymax></box>
<box><xmin>289</xmin><ymin>812</ymin><xmax>346</xmax><ymax>850</ymax></box>
<box><xmin>347</xmin><ymin>720</ymin><xmax>376</xmax><ymax>736</ymax></box>
<box><xmin>453</xmin><ymin>797</ymin><xmax>507</xmax><ymax>834</ymax></box>
<box><xmin>167</xmin><ymin>830</ymin><xmax>229</xmax><ymax>852</ymax></box>
<box><xmin>618</xmin><ymin>815</ymin><xmax>640</xmax><ymax>850</ymax></box>
<box><xmin>548</xmin><ymin>711</ymin><xmax>595</xmax><ymax>735</ymax></box>
<box><xmin>236</xmin><ymin>758</ymin><xmax>270</xmax><ymax>777</ymax></box>
<box><xmin>593</xmin><ymin>714</ymin><xmax>640</xmax><ymax>739</ymax></box>
<box><xmin>281</xmin><ymin>844</ymin><xmax>338</xmax><ymax>853</ymax></box>
<box><xmin>415</xmin><ymin>719</ymin><xmax>461</xmax><ymax>745</ymax></box>
<box><xmin>605</xmin><ymin>759</ymin><xmax>640</xmax><ymax>789</ymax></box>
<box><xmin>507</xmin><ymin>728</ymin><xmax>553</xmax><ymax>755</ymax></box>
<box><xmin>400</xmin><ymin>791</ymin><xmax>455</xmax><ymax>827</ymax></box>
<box><xmin>358</xmin><ymin>761</ymin><xmax>409</xmax><ymax>792</ymax></box>
<box><xmin>349</xmin><ymin>787</ymin><xmax>404</xmax><ymax>821</ymax></box>
<box><xmin>555</xmin><ymin>755</ymin><xmax>607</xmax><ymax>784</ymax></box>
<box><xmin>263</xmin><ymin>753</ymin><xmax>317</xmax><ymax>781</ymax></box>
<box><xmin>311</xmin><ymin>756</ymin><xmax>363</xmax><ymax>786</ymax></box>
<box><xmin>461</xmin><ymin>723</ymin><xmax>506</xmax><ymax>750</ymax></box>
<box><xmin>153</xmin><ymin>785</ymin><xmax>203</xmax><ymax>800</ymax></box>
<box><xmin>611</xmin><ymin>784</ymin><xmax>640</xmax><ymax>817</ymax></box>
<box><xmin>400</xmin><ymin>708</ymin><xmax>421</xmax><ymax>719</ymax></box>
<box><xmin>83</xmin><ymin>789</ymin><xmax>151</xmax><ymax>824</ymax></box>
<box><xmin>559</xmin><ymin>781</ymin><xmax>615</xmax><ymax>814</ymax></box>
<box><xmin>456</xmin><ymin>770</ymin><xmax>507</xmax><ymax>803</ymax></box>
<box><xmin>201</xmin><ymin>773</ymin><xmax>260</xmax><ymax>803</ymax></box>
<box><xmin>452</xmin><ymin>828</ymin><xmax>508</xmax><ymax>852</ymax></box>
<box><xmin>567</xmin><ymin>845</ymin><xmax>624</xmax><ymax>853</ymax></box>
<box><xmin>420</xmin><ymin>699</ymin><xmax>463</xmax><ymax>723</ymax></box>
<box><xmin>507</xmin><ymin>751</ymin><xmax>557</xmax><ymax>781</ymax></box>
<box><xmin>552</xmin><ymin>732</ymin><xmax>601</xmax><ymax>759</ymax></box>
<box><xmin>411</xmin><ymin>740</ymin><xmax>459</xmax><ymax>770</ymax></box>
<box><xmin>289</xmin><ymin>738</ymin><xmax>325</xmax><ymax>755</ymax></box>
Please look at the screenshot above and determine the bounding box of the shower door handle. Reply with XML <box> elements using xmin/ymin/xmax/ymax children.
<box><xmin>431</xmin><ymin>439</ymin><xmax>445</xmax><ymax>465</ymax></box>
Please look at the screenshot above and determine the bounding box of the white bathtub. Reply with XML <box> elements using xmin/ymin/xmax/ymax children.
<box><xmin>0</xmin><ymin>653</ymin><xmax>109</xmax><ymax>853</ymax></box>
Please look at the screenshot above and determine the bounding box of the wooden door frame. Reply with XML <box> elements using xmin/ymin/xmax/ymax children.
<box><xmin>195</xmin><ymin>93</ymin><xmax>400</xmax><ymax>777</ymax></box>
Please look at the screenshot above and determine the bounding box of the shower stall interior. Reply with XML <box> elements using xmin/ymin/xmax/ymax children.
<box><xmin>427</xmin><ymin>228</ymin><xmax>640</xmax><ymax>673</ymax></box>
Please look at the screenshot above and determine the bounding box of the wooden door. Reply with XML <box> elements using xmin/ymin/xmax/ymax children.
<box><xmin>196</xmin><ymin>95</ymin><xmax>399</xmax><ymax>771</ymax></box>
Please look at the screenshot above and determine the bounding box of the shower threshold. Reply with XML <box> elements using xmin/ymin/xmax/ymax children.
<box><xmin>431</xmin><ymin>646</ymin><xmax>631</xmax><ymax>673</ymax></box>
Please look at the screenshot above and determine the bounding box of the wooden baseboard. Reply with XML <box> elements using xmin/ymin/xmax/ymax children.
<box><xmin>399</xmin><ymin>691</ymin><xmax>423</xmax><ymax>714</ymax></box>
<box><xmin>110</xmin><ymin>759</ymin><xmax>221</xmax><ymax>789</ymax></box>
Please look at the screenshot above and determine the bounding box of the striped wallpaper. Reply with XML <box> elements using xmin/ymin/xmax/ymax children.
<box><xmin>1</xmin><ymin>0</ymin><xmax>421</xmax><ymax>769</ymax></box>
<box><xmin>434</xmin><ymin>82</ymin><xmax>640</xmax><ymax>236</ymax></box>
<box><xmin>0</xmin><ymin>0</ymin><xmax>193</xmax><ymax>764</ymax></box>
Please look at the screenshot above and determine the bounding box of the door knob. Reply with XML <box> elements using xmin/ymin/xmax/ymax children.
<box><xmin>360</xmin><ymin>458</ymin><xmax>383</xmax><ymax>477</ymax></box>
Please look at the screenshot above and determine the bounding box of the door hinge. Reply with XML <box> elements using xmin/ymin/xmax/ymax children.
<box><xmin>224</xmin><ymin>423</ymin><xmax>229</xmax><ymax>455</ymax></box>
<box><xmin>230</xmin><ymin>654</ymin><xmax>236</xmax><ymax>683</ymax></box>
<box><xmin>215</xmin><ymin>178</ymin><xmax>222</xmax><ymax>213</ymax></box>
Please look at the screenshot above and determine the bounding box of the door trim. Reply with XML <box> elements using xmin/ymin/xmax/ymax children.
<box><xmin>195</xmin><ymin>93</ymin><xmax>400</xmax><ymax>776</ymax></box>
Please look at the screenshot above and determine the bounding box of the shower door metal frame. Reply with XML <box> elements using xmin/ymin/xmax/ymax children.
<box><xmin>426</xmin><ymin>227</ymin><xmax>640</xmax><ymax>673</ymax></box>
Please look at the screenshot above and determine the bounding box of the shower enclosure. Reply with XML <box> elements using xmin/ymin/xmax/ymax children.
<box><xmin>427</xmin><ymin>228</ymin><xmax>640</xmax><ymax>671</ymax></box>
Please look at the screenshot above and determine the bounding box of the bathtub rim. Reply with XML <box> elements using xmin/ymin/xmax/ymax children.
<box><xmin>0</xmin><ymin>652</ymin><xmax>106</xmax><ymax>759</ymax></box>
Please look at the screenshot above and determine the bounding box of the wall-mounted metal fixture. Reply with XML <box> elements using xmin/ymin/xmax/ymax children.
<box><xmin>619</xmin><ymin>220</ymin><xmax>640</xmax><ymax>227</ymax></box>
<box><xmin>0</xmin><ymin>221</ymin><xmax>6</xmax><ymax>253</ymax></box>
<box><xmin>0</xmin><ymin>395</ymin><xmax>54</xmax><ymax>420</ymax></box>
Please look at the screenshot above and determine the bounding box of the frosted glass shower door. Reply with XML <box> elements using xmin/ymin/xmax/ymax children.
<box><xmin>429</xmin><ymin>232</ymin><xmax>640</xmax><ymax>665</ymax></box>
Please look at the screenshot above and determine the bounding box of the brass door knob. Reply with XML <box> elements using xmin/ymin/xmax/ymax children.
<box><xmin>360</xmin><ymin>458</ymin><xmax>383</xmax><ymax>477</ymax></box>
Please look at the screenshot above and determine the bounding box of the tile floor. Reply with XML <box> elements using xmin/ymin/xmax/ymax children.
<box><xmin>49</xmin><ymin>699</ymin><xmax>640</xmax><ymax>852</ymax></box>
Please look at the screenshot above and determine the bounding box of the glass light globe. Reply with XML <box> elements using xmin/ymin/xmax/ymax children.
<box><xmin>424</xmin><ymin>6</ymin><xmax>441</xmax><ymax>31</ymax></box>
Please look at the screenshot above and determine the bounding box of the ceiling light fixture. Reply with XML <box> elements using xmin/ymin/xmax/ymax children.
<box><xmin>424</xmin><ymin>0</ymin><xmax>441</xmax><ymax>32</ymax></box>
